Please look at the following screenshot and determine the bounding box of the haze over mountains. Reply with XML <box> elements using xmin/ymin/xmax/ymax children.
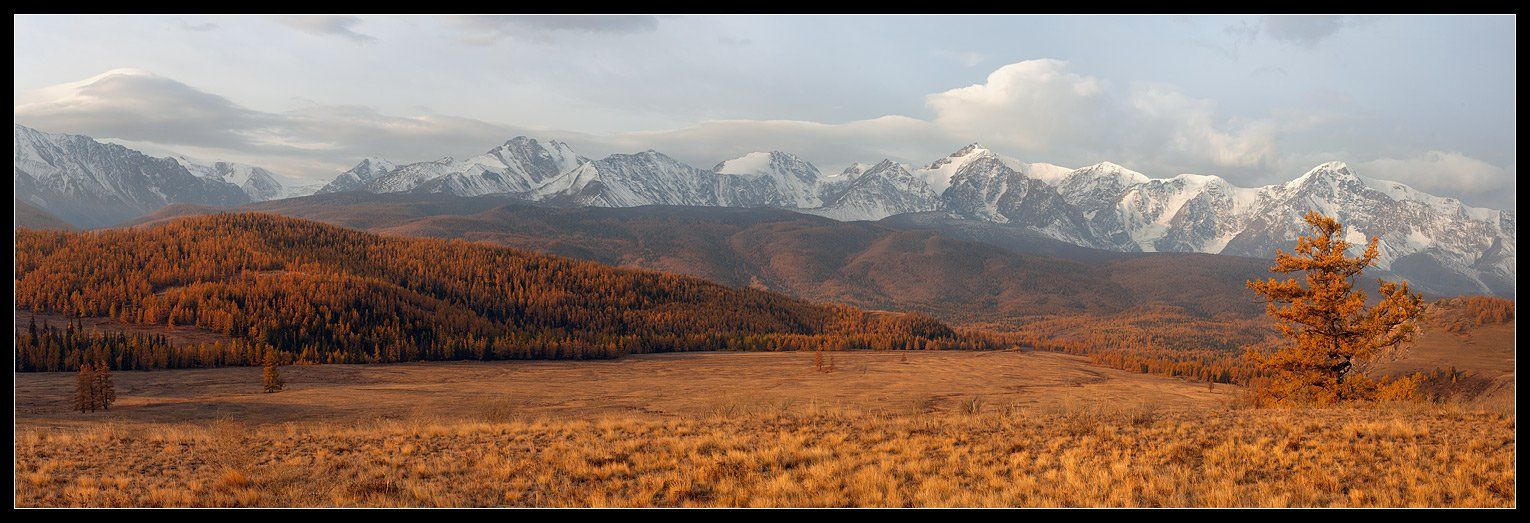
<box><xmin>12</xmin><ymin>123</ymin><xmax>1516</xmax><ymax>297</ymax></box>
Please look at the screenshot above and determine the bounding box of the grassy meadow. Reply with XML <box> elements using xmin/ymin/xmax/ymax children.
<box><xmin>12</xmin><ymin>351</ymin><xmax>1516</xmax><ymax>507</ymax></box>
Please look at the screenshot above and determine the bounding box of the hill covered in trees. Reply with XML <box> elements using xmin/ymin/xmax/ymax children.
<box><xmin>15</xmin><ymin>213</ymin><xmax>987</xmax><ymax>371</ymax></box>
<box><xmin>133</xmin><ymin>193</ymin><xmax>1282</xmax><ymax>321</ymax></box>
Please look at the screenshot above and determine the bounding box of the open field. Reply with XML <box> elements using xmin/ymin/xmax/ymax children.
<box><xmin>13</xmin><ymin>404</ymin><xmax>1516</xmax><ymax>507</ymax></box>
<box><xmin>13</xmin><ymin>351</ymin><xmax>1517</xmax><ymax>507</ymax></box>
<box><xmin>15</xmin><ymin>350</ymin><xmax>1231</xmax><ymax>429</ymax></box>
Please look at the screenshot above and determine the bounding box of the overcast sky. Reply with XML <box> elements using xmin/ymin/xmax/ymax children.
<box><xmin>12</xmin><ymin>14</ymin><xmax>1518</xmax><ymax>209</ymax></box>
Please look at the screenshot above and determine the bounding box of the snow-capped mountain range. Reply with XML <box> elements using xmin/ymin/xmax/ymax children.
<box><xmin>13</xmin><ymin>125</ymin><xmax>319</xmax><ymax>228</ymax></box>
<box><xmin>169</xmin><ymin>155</ymin><xmax>321</xmax><ymax>202</ymax></box>
<box><xmin>310</xmin><ymin>137</ymin><xmax>1515</xmax><ymax>296</ymax></box>
<box><xmin>12</xmin><ymin>124</ymin><xmax>1516</xmax><ymax>296</ymax></box>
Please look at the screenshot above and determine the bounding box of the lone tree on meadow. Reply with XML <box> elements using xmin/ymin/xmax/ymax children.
<box><xmin>73</xmin><ymin>362</ymin><xmax>96</xmax><ymax>413</ymax></box>
<box><xmin>94</xmin><ymin>361</ymin><xmax>116</xmax><ymax>411</ymax></box>
<box><xmin>1246</xmin><ymin>211</ymin><xmax>1425</xmax><ymax>406</ymax></box>
<box><xmin>72</xmin><ymin>361</ymin><xmax>116</xmax><ymax>413</ymax></box>
<box><xmin>263</xmin><ymin>350</ymin><xmax>285</xmax><ymax>393</ymax></box>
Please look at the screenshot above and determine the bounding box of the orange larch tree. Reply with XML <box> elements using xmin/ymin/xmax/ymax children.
<box><xmin>1246</xmin><ymin>211</ymin><xmax>1425</xmax><ymax>406</ymax></box>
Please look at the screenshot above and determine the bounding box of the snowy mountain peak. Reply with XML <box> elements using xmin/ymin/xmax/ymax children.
<box><xmin>491</xmin><ymin>136</ymin><xmax>577</xmax><ymax>158</ymax></box>
<box><xmin>478</xmin><ymin>136</ymin><xmax>586</xmax><ymax>182</ymax></box>
<box><xmin>712</xmin><ymin>151</ymin><xmax>824</xmax><ymax>207</ymax></box>
<box><xmin>1070</xmin><ymin>161</ymin><xmax>1151</xmax><ymax>184</ymax></box>
<box><xmin>714</xmin><ymin>151</ymin><xmax>819</xmax><ymax>181</ymax></box>
<box><xmin>317</xmin><ymin>157</ymin><xmax>400</xmax><ymax>194</ymax></box>
<box><xmin>834</xmin><ymin>162</ymin><xmax>873</xmax><ymax>180</ymax></box>
<box><xmin>954</xmin><ymin>143</ymin><xmax>985</xmax><ymax>155</ymax></box>
<box><xmin>1169</xmin><ymin>173</ymin><xmax>1228</xmax><ymax>185</ymax></box>
<box><xmin>1288</xmin><ymin>161</ymin><xmax>1358</xmax><ymax>188</ymax></box>
<box><xmin>930</xmin><ymin>143</ymin><xmax>992</xmax><ymax>168</ymax></box>
<box><xmin>1315</xmin><ymin>160</ymin><xmax>1350</xmax><ymax>172</ymax></box>
<box><xmin>808</xmin><ymin>158</ymin><xmax>941</xmax><ymax>221</ymax></box>
<box><xmin>354</xmin><ymin>157</ymin><xmax>397</xmax><ymax>173</ymax></box>
<box><xmin>1019</xmin><ymin>162</ymin><xmax>1077</xmax><ymax>185</ymax></box>
<box><xmin>714</xmin><ymin>151</ymin><xmax>777</xmax><ymax>175</ymax></box>
<box><xmin>920</xmin><ymin>144</ymin><xmax>1009</xmax><ymax>193</ymax></box>
<box><xmin>167</xmin><ymin>155</ymin><xmax>297</xmax><ymax>201</ymax></box>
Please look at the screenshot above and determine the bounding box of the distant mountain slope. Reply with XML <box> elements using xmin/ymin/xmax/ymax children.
<box><xmin>15</xmin><ymin>125</ymin><xmax>1511</xmax><ymax>295</ymax></box>
<box><xmin>304</xmin><ymin>138</ymin><xmax>1512</xmax><ymax>296</ymax></box>
<box><xmin>137</xmin><ymin>194</ymin><xmax>1285</xmax><ymax>322</ymax></box>
<box><xmin>14</xmin><ymin>199</ymin><xmax>76</xmax><ymax>230</ymax></box>
<box><xmin>170</xmin><ymin>155</ymin><xmax>316</xmax><ymax>201</ymax></box>
<box><xmin>807</xmin><ymin>160</ymin><xmax>944</xmax><ymax>221</ymax></box>
<box><xmin>13</xmin><ymin>124</ymin><xmax>250</xmax><ymax>228</ymax></box>
<box><xmin>1221</xmin><ymin>162</ymin><xmax>1515</xmax><ymax>297</ymax></box>
<box><xmin>16</xmin><ymin>212</ymin><xmax>973</xmax><ymax>366</ymax></box>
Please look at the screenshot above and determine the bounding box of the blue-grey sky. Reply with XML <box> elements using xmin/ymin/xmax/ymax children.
<box><xmin>12</xmin><ymin>15</ymin><xmax>1518</xmax><ymax>208</ymax></box>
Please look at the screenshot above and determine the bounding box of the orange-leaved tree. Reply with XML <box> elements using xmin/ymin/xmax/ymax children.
<box><xmin>1246</xmin><ymin>211</ymin><xmax>1424</xmax><ymax>406</ymax></box>
<box><xmin>263</xmin><ymin>349</ymin><xmax>285</xmax><ymax>393</ymax></box>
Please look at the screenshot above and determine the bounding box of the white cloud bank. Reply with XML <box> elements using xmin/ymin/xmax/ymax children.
<box><xmin>271</xmin><ymin>16</ymin><xmax>377</xmax><ymax>43</ymax></box>
<box><xmin>1358</xmin><ymin>151</ymin><xmax>1517</xmax><ymax>210</ymax></box>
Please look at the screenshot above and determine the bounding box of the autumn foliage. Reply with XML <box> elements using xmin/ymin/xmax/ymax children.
<box><xmin>71</xmin><ymin>361</ymin><xmax>115</xmax><ymax>413</ymax></box>
<box><xmin>14</xmin><ymin>214</ymin><xmax>993</xmax><ymax>371</ymax></box>
<box><xmin>1245</xmin><ymin>211</ymin><xmax>1425</xmax><ymax>406</ymax></box>
<box><xmin>981</xmin><ymin>307</ymin><xmax>1278</xmax><ymax>385</ymax></box>
<box><xmin>262</xmin><ymin>350</ymin><xmax>284</xmax><ymax>393</ymax></box>
<box><xmin>1432</xmin><ymin>296</ymin><xmax>1515</xmax><ymax>333</ymax></box>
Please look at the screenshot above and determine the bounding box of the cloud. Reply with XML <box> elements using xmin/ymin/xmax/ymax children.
<box><xmin>446</xmin><ymin>15</ymin><xmax>660</xmax><ymax>45</ymax></box>
<box><xmin>13</xmin><ymin>69</ymin><xmax>281</xmax><ymax>150</ymax></box>
<box><xmin>1260</xmin><ymin>16</ymin><xmax>1369</xmax><ymax>47</ymax></box>
<box><xmin>1190</xmin><ymin>20</ymin><xmax>1261</xmax><ymax>59</ymax></box>
<box><xmin>272</xmin><ymin>16</ymin><xmax>376</xmax><ymax>43</ymax></box>
<box><xmin>595</xmin><ymin>60</ymin><xmax>1283</xmax><ymax>177</ymax></box>
<box><xmin>1249</xmin><ymin>66</ymin><xmax>1288</xmax><ymax>79</ymax></box>
<box><xmin>590</xmin><ymin>116</ymin><xmax>949</xmax><ymax>172</ymax></box>
<box><xmin>717</xmin><ymin>36</ymin><xmax>752</xmax><ymax>47</ymax></box>
<box><xmin>1124</xmin><ymin>85</ymin><xmax>1278</xmax><ymax>171</ymax></box>
<box><xmin>274</xmin><ymin>105</ymin><xmax>522</xmax><ymax>159</ymax></box>
<box><xmin>5</xmin><ymin>61</ymin><xmax>1282</xmax><ymax>184</ymax></box>
<box><xmin>926</xmin><ymin>59</ymin><xmax>1107</xmax><ymax>152</ymax></box>
<box><xmin>14</xmin><ymin>63</ymin><xmax>1514</xmax><ymax>210</ymax></box>
<box><xmin>10</xmin><ymin>68</ymin><xmax>946</xmax><ymax>180</ymax></box>
<box><xmin>177</xmin><ymin>19</ymin><xmax>219</xmax><ymax>32</ymax></box>
<box><xmin>923</xmin><ymin>59</ymin><xmax>1277</xmax><ymax>173</ymax></box>
<box><xmin>1195</xmin><ymin>17</ymin><xmax>1375</xmax><ymax>59</ymax></box>
<box><xmin>934</xmin><ymin>50</ymin><xmax>988</xmax><ymax>68</ymax></box>
<box><xmin>1357</xmin><ymin>151</ymin><xmax>1517</xmax><ymax>209</ymax></box>
<box><xmin>13</xmin><ymin>69</ymin><xmax>524</xmax><ymax>180</ymax></box>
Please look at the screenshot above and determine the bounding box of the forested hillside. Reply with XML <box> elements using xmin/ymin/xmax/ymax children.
<box><xmin>15</xmin><ymin>213</ymin><xmax>984</xmax><ymax>371</ymax></box>
<box><xmin>138</xmin><ymin>194</ymin><xmax>1280</xmax><ymax>321</ymax></box>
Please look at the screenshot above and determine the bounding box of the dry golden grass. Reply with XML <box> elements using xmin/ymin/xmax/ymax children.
<box><xmin>14</xmin><ymin>351</ymin><xmax>1232</xmax><ymax>430</ymax></box>
<box><xmin>13</xmin><ymin>405</ymin><xmax>1514</xmax><ymax>507</ymax></box>
<box><xmin>12</xmin><ymin>351</ymin><xmax>1516</xmax><ymax>507</ymax></box>
<box><xmin>1374</xmin><ymin>309</ymin><xmax>1516</xmax><ymax>410</ymax></box>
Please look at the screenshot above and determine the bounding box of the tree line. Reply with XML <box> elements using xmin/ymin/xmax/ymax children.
<box><xmin>15</xmin><ymin>214</ymin><xmax>1000</xmax><ymax>371</ymax></box>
